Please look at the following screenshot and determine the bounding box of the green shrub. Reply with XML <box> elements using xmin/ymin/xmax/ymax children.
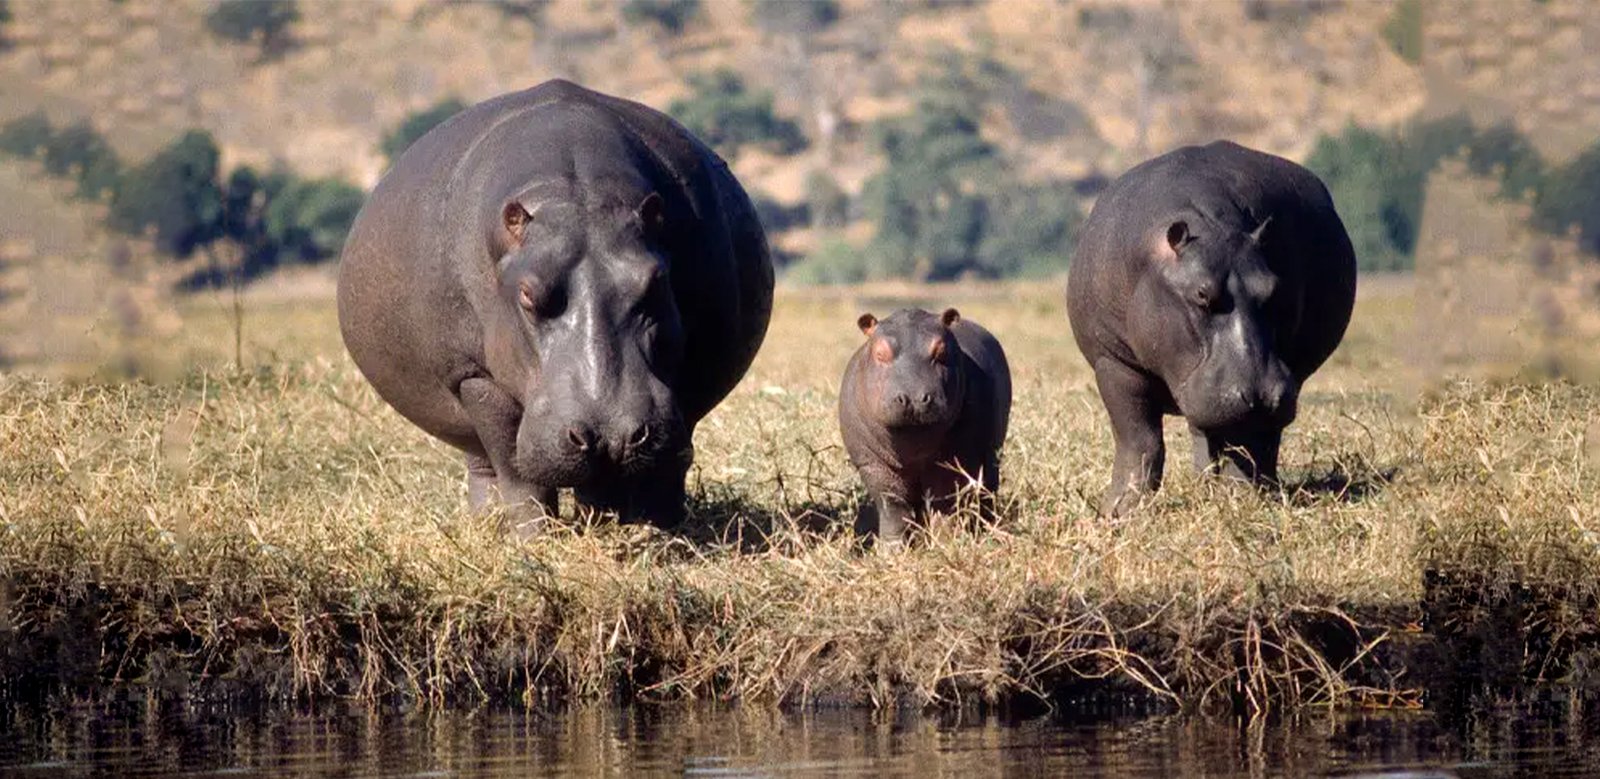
<box><xmin>785</xmin><ymin>237</ymin><xmax>869</xmax><ymax>285</ymax></box>
<box><xmin>1382</xmin><ymin>0</ymin><xmax>1424</xmax><ymax>64</ymax></box>
<box><xmin>977</xmin><ymin>180</ymin><xmax>1079</xmax><ymax>278</ymax></box>
<box><xmin>109</xmin><ymin>131</ymin><xmax>225</xmax><ymax>258</ymax></box>
<box><xmin>205</xmin><ymin>0</ymin><xmax>299</xmax><ymax>58</ymax></box>
<box><xmin>0</xmin><ymin>112</ymin><xmax>54</xmax><ymax>158</ymax></box>
<box><xmin>381</xmin><ymin>98</ymin><xmax>467</xmax><ymax>163</ymax></box>
<box><xmin>40</xmin><ymin>121</ymin><xmax>121</xmax><ymax>200</ymax></box>
<box><xmin>264</xmin><ymin>177</ymin><xmax>365</xmax><ymax>262</ymax></box>
<box><xmin>621</xmin><ymin>0</ymin><xmax>700</xmax><ymax>34</ymax></box>
<box><xmin>862</xmin><ymin>90</ymin><xmax>996</xmax><ymax>280</ymax></box>
<box><xmin>669</xmin><ymin>69</ymin><xmax>804</xmax><ymax>156</ymax></box>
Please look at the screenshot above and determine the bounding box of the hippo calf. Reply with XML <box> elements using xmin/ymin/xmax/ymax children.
<box><xmin>838</xmin><ymin>308</ymin><xmax>1012</xmax><ymax>544</ymax></box>
<box><xmin>1066</xmin><ymin>141</ymin><xmax>1357</xmax><ymax>515</ymax></box>
<box><xmin>338</xmin><ymin>79</ymin><xmax>774</xmax><ymax>530</ymax></box>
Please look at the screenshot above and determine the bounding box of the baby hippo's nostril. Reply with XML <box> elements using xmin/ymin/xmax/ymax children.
<box><xmin>566</xmin><ymin>427</ymin><xmax>593</xmax><ymax>452</ymax></box>
<box><xmin>892</xmin><ymin>393</ymin><xmax>911</xmax><ymax>407</ymax></box>
<box><xmin>919</xmin><ymin>392</ymin><xmax>933</xmax><ymax>405</ymax></box>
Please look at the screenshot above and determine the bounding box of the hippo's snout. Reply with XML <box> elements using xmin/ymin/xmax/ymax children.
<box><xmin>516</xmin><ymin>408</ymin><xmax>686</xmax><ymax>488</ymax></box>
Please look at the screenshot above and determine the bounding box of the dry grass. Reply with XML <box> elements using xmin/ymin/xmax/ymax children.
<box><xmin>2</xmin><ymin>280</ymin><xmax>1599</xmax><ymax>715</ymax></box>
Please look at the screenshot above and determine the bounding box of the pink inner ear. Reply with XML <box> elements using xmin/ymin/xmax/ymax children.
<box><xmin>503</xmin><ymin>202</ymin><xmax>530</xmax><ymax>243</ymax></box>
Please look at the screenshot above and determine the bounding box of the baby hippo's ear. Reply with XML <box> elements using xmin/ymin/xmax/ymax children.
<box><xmin>857</xmin><ymin>313</ymin><xmax>878</xmax><ymax>336</ymax></box>
<box><xmin>940</xmin><ymin>308</ymin><xmax>961</xmax><ymax>328</ymax></box>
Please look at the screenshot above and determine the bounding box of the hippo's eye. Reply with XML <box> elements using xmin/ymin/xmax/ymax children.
<box><xmin>871</xmin><ymin>337</ymin><xmax>894</xmax><ymax>364</ymax></box>
<box><xmin>518</xmin><ymin>279</ymin><xmax>566</xmax><ymax>320</ymax></box>
<box><xmin>1192</xmin><ymin>282</ymin><xmax>1221</xmax><ymax>312</ymax></box>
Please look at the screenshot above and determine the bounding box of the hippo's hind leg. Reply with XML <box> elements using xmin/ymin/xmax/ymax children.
<box><xmin>1094</xmin><ymin>360</ymin><xmax>1166</xmax><ymax>516</ymax></box>
<box><xmin>1191</xmin><ymin>424</ymin><xmax>1282</xmax><ymax>486</ymax></box>
<box><xmin>458</xmin><ymin>377</ymin><xmax>557</xmax><ymax>530</ymax></box>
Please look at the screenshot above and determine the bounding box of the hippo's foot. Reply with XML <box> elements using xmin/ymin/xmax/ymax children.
<box><xmin>466</xmin><ymin>451</ymin><xmax>557</xmax><ymax>535</ymax></box>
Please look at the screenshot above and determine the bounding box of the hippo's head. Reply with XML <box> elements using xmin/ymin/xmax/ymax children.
<box><xmin>488</xmin><ymin>186</ymin><xmax>689</xmax><ymax>488</ymax></box>
<box><xmin>853</xmin><ymin>308</ymin><xmax>966</xmax><ymax>431</ymax></box>
<box><xmin>1136</xmin><ymin>216</ymin><xmax>1298</xmax><ymax>432</ymax></box>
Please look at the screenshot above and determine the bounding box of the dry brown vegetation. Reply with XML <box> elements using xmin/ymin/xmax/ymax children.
<box><xmin>3</xmin><ymin>278</ymin><xmax>1598</xmax><ymax>715</ymax></box>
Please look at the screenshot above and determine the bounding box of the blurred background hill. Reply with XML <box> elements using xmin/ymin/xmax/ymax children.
<box><xmin>1</xmin><ymin>0</ymin><xmax>1598</xmax><ymax>371</ymax></box>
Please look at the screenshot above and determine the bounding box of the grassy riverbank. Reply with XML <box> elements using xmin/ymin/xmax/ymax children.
<box><xmin>3</xmin><ymin>279</ymin><xmax>1598</xmax><ymax>714</ymax></box>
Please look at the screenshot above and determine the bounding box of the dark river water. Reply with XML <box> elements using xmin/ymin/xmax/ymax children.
<box><xmin>1</xmin><ymin>699</ymin><xmax>1596</xmax><ymax>777</ymax></box>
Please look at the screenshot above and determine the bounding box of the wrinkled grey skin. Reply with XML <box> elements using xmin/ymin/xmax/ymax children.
<box><xmin>1066</xmin><ymin>141</ymin><xmax>1356</xmax><ymax>515</ymax></box>
<box><xmin>838</xmin><ymin>308</ymin><xmax>1012</xmax><ymax>545</ymax></box>
<box><xmin>337</xmin><ymin>80</ymin><xmax>774</xmax><ymax>531</ymax></box>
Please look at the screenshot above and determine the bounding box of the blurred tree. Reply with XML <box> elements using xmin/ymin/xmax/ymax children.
<box><xmin>787</xmin><ymin>237</ymin><xmax>869</xmax><ymax>285</ymax></box>
<box><xmin>861</xmin><ymin>87</ymin><xmax>1000</xmax><ymax>279</ymax></box>
<box><xmin>1305</xmin><ymin>124</ymin><xmax>1420</xmax><ymax>272</ymax></box>
<box><xmin>381</xmin><ymin>98</ymin><xmax>467</xmax><ymax>163</ymax></box>
<box><xmin>668</xmin><ymin>69</ymin><xmax>804</xmax><ymax>156</ymax></box>
<box><xmin>109</xmin><ymin>130</ymin><xmax>225</xmax><ymax>258</ymax></box>
<box><xmin>0</xmin><ymin>111</ymin><xmax>53</xmax><ymax>158</ymax></box>
<box><xmin>263</xmin><ymin>177</ymin><xmax>365</xmax><ymax>263</ymax></box>
<box><xmin>41</xmin><ymin>121</ymin><xmax>121</xmax><ymax>200</ymax></box>
<box><xmin>1382</xmin><ymin>0</ymin><xmax>1424</xmax><ymax>65</ymax></box>
<box><xmin>1465</xmin><ymin>122</ymin><xmax>1545</xmax><ymax>200</ymax></box>
<box><xmin>1534</xmin><ymin>141</ymin><xmax>1600</xmax><ymax>256</ymax></box>
<box><xmin>805</xmin><ymin>170</ymin><xmax>849</xmax><ymax>229</ymax></box>
<box><xmin>748</xmin><ymin>0</ymin><xmax>837</xmax><ymax>37</ymax></box>
<box><xmin>748</xmin><ymin>192</ymin><xmax>809</xmax><ymax>236</ymax></box>
<box><xmin>977</xmin><ymin>180</ymin><xmax>1080</xmax><ymax>278</ymax></box>
<box><xmin>205</xmin><ymin>0</ymin><xmax>299</xmax><ymax>60</ymax></box>
<box><xmin>621</xmin><ymin>0</ymin><xmax>700</xmax><ymax>34</ymax></box>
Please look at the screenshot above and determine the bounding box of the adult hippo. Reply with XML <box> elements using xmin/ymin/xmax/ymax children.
<box><xmin>1066</xmin><ymin>141</ymin><xmax>1356</xmax><ymax>515</ymax></box>
<box><xmin>337</xmin><ymin>79</ymin><xmax>774</xmax><ymax>530</ymax></box>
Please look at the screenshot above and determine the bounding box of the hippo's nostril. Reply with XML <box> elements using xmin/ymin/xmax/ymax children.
<box><xmin>919</xmin><ymin>393</ymin><xmax>933</xmax><ymax>405</ymax></box>
<box><xmin>628</xmin><ymin>425</ymin><xmax>651</xmax><ymax>449</ymax></box>
<box><xmin>566</xmin><ymin>427</ymin><xmax>592</xmax><ymax>452</ymax></box>
<box><xmin>892</xmin><ymin>393</ymin><xmax>910</xmax><ymax>407</ymax></box>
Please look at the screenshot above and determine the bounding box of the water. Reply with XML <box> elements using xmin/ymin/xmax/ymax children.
<box><xmin>1</xmin><ymin>699</ymin><xmax>1596</xmax><ymax>777</ymax></box>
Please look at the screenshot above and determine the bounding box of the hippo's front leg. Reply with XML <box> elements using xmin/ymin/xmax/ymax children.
<box><xmin>1094</xmin><ymin>360</ymin><xmax>1166</xmax><ymax>516</ymax></box>
<box><xmin>458</xmin><ymin>377</ymin><xmax>557</xmax><ymax>528</ymax></box>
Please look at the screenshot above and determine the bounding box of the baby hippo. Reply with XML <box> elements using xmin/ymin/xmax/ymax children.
<box><xmin>838</xmin><ymin>308</ymin><xmax>1012</xmax><ymax>544</ymax></box>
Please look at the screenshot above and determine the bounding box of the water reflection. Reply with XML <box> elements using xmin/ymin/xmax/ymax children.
<box><xmin>0</xmin><ymin>699</ymin><xmax>1596</xmax><ymax>777</ymax></box>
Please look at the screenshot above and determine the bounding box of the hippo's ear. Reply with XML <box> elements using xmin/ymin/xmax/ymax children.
<box><xmin>857</xmin><ymin>313</ymin><xmax>877</xmax><ymax>336</ymax></box>
<box><xmin>502</xmin><ymin>201</ymin><xmax>532</xmax><ymax>246</ymax></box>
<box><xmin>638</xmin><ymin>192</ymin><xmax>666</xmax><ymax>238</ymax></box>
<box><xmin>940</xmin><ymin>308</ymin><xmax>961</xmax><ymax>328</ymax></box>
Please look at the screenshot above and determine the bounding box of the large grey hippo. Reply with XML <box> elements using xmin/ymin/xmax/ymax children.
<box><xmin>337</xmin><ymin>79</ymin><xmax>774</xmax><ymax>530</ymax></box>
<box><xmin>1066</xmin><ymin>141</ymin><xmax>1357</xmax><ymax>515</ymax></box>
